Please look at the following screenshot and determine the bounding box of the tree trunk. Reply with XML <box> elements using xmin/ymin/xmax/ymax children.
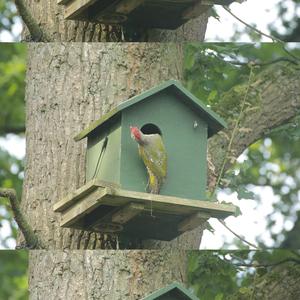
<box><xmin>29</xmin><ymin>250</ymin><xmax>188</xmax><ymax>300</ymax></box>
<box><xmin>21</xmin><ymin>1</ymin><xmax>209</xmax><ymax>42</ymax></box>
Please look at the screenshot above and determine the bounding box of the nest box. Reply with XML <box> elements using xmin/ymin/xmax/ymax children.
<box><xmin>57</xmin><ymin>0</ymin><xmax>236</xmax><ymax>30</ymax></box>
<box><xmin>142</xmin><ymin>282</ymin><xmax>199</xmax><ymax>300</ymax></box>
<box><xmin>54</xmin><ymin>80</ymin><xmax>236</xmax><ymax>241</ymax></box>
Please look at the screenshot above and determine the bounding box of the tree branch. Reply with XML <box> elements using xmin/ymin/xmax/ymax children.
<box><xmin>224</xmin><ymin>57</ymin><xmax>299</xmax><ymax>67</ymax></box>
<box><xmin>1</xmin><ymin>126</ymin><xmax>26</xmax><ymax>135</ymax></box>
<box><xmin>222</xmin><ymin>6</ymin><xmax>280</xmax><ymax>42</ymax></box>
<box><xmin>218</xmin><ymin>219</ymin><xmax>259</xmax><ymax>249</ymax></box>
<box><xmin>211</xmin><ymin>67</ymin><xmax>254</xmax><ymax>198</ymax></box>
<box><xmin>0</xmin><ymin>188</ymin><xmax>42</xmax><ymax>248</ymax></box>
<box><xmin>232</xmin><ymin>258</ymin><xmax>300</xmax><ymax>268</ymax></box>
<box><xmin>208</xmin><ymin>63</ymin><xmax>300</xmax><ymax>187</ymax></box>
<box><xmin>14</xmin><ymin>0</ymin><xmax>51</xmax><ymax>41</ymax></box>
<box><xmin>222</xmin><ymin>6</ymin><xmax>300</xmax><ymax>61</ymax></box>
<box><xmin>222</xmin><ymin>254</ymin><xmax>300</xmax><ymax>269</ymax></box>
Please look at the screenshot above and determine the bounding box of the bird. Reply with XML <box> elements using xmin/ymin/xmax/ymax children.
<box><xmin>130</xmin><ymin>126</ymin><xmax>167</xmax><ymax>194</ymax></box>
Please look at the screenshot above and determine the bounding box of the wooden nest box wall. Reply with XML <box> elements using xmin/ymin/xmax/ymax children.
<box><xmin>57</xmin><ymin>0</ymin><xmax>236</xmax><ymax>30</ymax></box>
<box><xmin>142</xmin><ymin>282</ymin><xmax>200</xmax><ymax>300</ymax></box>
<box><xmin>54</xmin><ymin>80</ymin><xmax>236</xmax><ymax>241</ymax></box>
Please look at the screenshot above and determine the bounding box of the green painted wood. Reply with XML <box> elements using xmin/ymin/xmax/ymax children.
<box><xmin>74</xmin><ymin>80</ymin><xmax>227</xmax><ymax>202</ymax></box>
<box><xmin>86</xmin><ymin>118</ymin><xmax>121</xmax><ymax>184</ymax></box>
<box><xmin>74</xmin><ymin>108</ymin><xmax>120</xmax><ymax>141</ymax></box>
<box><xmin>142</xmin><ymin>282</ymin><xmax>199</xmax><ymax>300</ymax></box>
<box><xmin>75</xmin><ymin>80</ymin><xmax>227</xmax><ymax>141</ymax></box>
<box><xmin>121</xmin><ymin>90</ymin><xmax>208</xmax><ymax>200</ymax></box>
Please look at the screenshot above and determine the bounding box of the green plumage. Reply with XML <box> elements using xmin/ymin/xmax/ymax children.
<box><xmin>138</xmin><ymin>133</ymin><xmax>167</xmax><ymax>194</ymax></box>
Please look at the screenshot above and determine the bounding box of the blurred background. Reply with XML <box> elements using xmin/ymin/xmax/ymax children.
<box><xmin>0</xmin><ymin>42</ymin><xmax>299</xmax><ymax>250</ymax></box>
<box><xmin>0</xmin><ymin>0</ymin><xmax>300</xmax><ymax>42</ymax></box>
<box><xmin>0</xmin><ymin>250</ymin><xmax>28</xmax><ymax>299</ymax></box>
<box><xmin>187</xmin><ymin>249</ymin><xmax>300</xmax><ymax>299</ymax></box>
<box><xmin>0</xmin><ymin>43</ymin><xmax>26</xmax><ymax>248</ymax></box>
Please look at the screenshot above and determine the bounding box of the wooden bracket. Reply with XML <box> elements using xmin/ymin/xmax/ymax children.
<box><xmin>115</xmin><ymin>0</ymin><xmax>144</xmax><ymax>14</ymax></box>
<box><xmin>112</xmin><ymin>202</ymin><xmax>145</xmax><ymax>224</ymax></box>
<box><xmin>57</xmin><ymin>0</ymin><xmax>71</xmax><ymax>4</ymax></box>
<box><xmin>64</xmin><ymin>0</ymin><xmax>97</xmax><ymax>19</ymax></box>
<box><xmin>92</xmin><ymin>222</ymin><xmax>123</xmax><ymax>233</ymax></box>
<box><xmin>178</xmin><ymin>212</ymin><xmax>210</xmax><ymax>232</ymax></box>
<box><xmin>182</xmin><ymin>2</ymin><xmax>211</xmax><ymax>20</ymax></box>
<box><xmin>60</xmin><ymin>186</ymin><xmax>110</xmax><ymax>227</ymax></box>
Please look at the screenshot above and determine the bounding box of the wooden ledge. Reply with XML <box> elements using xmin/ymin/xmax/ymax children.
<box><xmin>54</xmin><ymin>180</ymin><xmax>237</xmax><ymax>241</ymax></box>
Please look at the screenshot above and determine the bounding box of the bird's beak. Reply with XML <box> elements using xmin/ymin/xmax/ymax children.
<box><xmin>130</xmin><ymin>126</ymin><xmax>135</xmax><ymax>139</ymax></box>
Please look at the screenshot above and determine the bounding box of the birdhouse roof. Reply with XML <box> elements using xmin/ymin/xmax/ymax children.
<box><xmin>75</xmin><ymin>80</ymin><xmax>227</xmax><ymax>141</ymax></box>
<box><xmin>142</xmin><ymin>282</ymin><xmax>199</xmax><ymax>300</ymax></box>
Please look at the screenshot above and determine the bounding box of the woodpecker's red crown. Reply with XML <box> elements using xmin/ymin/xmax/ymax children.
<box><xmin>130</xmin><ymin>126</ymin><xmax>142</xmax><ymax>141</ymax></box>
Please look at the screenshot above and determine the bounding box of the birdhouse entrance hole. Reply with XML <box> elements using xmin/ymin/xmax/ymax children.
<box><xmin>141</xmin><ymin>123</ymin><xmax>162</xmax><ymax>135</ymax></box>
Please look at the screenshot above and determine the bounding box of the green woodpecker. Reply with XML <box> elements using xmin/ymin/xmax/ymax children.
<box><xmin>130</xmin><ymin>126</ymin><xmax>167</xmax><ymax>194</ymax></box>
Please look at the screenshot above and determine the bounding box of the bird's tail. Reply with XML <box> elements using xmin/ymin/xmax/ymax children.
<box><xmin>148</xmin><ymin>172</ymin><xmax>160</xmax><ymax>194</ymax></box>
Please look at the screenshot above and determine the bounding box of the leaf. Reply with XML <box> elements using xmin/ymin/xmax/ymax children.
<box><xmin>234</xmin><ymin>206</ymin><xmax>242</xmax><ymax>217</ymax></box>
<box><xmin>236</xmin><ymin>186</ymin><xmax>255</xmax><ymax>200</ymax></box>
<box><xmin>239</xmin><ymin>287</ymin><xmax>251</xmax><ymax>295</ymax></box>
<box><xmin>215</xmin><ymin>293</ymin><xmax>224</xmax><ymax>300</ymax></box>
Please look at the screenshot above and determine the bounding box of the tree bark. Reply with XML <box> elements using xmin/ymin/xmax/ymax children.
<box><xmin>29</xmin><ymin>250</ymin><xmax>187</xmax><ymax>300</ymax></box>
<box><xmin>21</xmin><ymin>1</ymin><xmax>209</xmax><ymax>42</ymax></box>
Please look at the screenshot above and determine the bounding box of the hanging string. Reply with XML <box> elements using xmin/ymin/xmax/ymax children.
<box><xmin>92</xmin><ymin>136</ymin><xmax>109</xmax><ymax>179</ymax></box>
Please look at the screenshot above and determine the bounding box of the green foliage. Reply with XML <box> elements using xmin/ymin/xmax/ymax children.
<box><xmin>0</xmin><ymin>43</ymin><xmax>26</xmax><ymax>248</ymax></box>
<box><xmin>0</xmin><ymin>250</ymin><xmax>28</xmax><ymax>299</ymax></box>
<box><xmin>184</xmin><ymin>43</ymin><xmax>297</xmax><ymax>114</ymax></box>
<box><xmin>188</xmin><ymin>251</ymin><xmax>238</xmax><ymax>299</ymax></box>
<box><xmin>0</xmin><ymin>43</ymin><xmax>26</xmax><ymax>134</ymax></box>
<box><xmin>188</xmin><ymin>250</ymin><xmax>300</xmax><ymax>300</ymax></box>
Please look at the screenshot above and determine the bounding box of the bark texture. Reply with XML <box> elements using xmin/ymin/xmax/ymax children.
<box><xmin>29</xmin><ymin>250</ymin><xmax>187</xmax><ymax>300</ymax></box>
<box><xmin>22</xmin><ymin>42</ymin><xmax>205</xmax><ymax>250</ymax></box>
<box><xmin>21</xmin><ymin>1</ymin><xmax>209</xmax><ymax>42</ymax></box>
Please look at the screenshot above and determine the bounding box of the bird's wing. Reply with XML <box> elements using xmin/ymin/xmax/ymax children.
<box><xmin>139</xmin><ymin>134</ymin><xmax>167</xmax><ymax>180</ymax></box>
